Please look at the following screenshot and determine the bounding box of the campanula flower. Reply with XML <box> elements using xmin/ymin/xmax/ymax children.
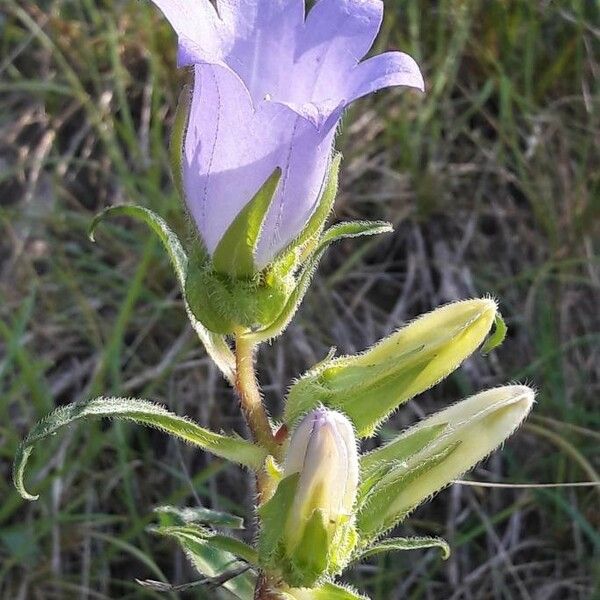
<box><xmin>150</xmin><ymin>0</ymin><xmax>424</xmax><ymax>269</ymax></box>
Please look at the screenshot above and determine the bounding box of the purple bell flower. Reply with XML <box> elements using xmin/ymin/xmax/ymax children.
<box><xmin>151</xmin><ymin>0</ymin><xmax>424</xmax><ymax>269</ymax></box>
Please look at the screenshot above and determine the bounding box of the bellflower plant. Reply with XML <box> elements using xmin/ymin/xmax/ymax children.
<box><xmin>13</xmin><ymin>2</ymin><xmax>536</xmax><ymax>599</ymax></box>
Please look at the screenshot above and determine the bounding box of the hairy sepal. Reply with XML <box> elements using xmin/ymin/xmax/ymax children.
<box><xmin>282</xmin><ymin>582</ymin><xmax>370</xmax><ymax>600</ymax></box>
<box><xmin>212</xmin><ymin>168</ymin><xmax>282</xmax><ymax>278</ymax></box>
<box><xmin>246</xmin><ymin>220</ymin><xmax>392</xmax><ymax>344</ymax></box>
<box><xmin>89</xmin><ymin>204</ymin><xmax>235</xmax><ymax>383</ymax></box>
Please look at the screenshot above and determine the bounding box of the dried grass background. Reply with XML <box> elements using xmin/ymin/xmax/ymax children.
<box><xmin>1</xmin><ymin>1</ymin><xmax>599</xmax><ymax>599</ymax></box>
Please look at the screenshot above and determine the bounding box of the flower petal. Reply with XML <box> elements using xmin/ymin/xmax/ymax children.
<box><xmin>216</xmin><ymin>0</ymin><xmax>305</xmax><ymax>103</ymax></box>
<box><xmin>345</xmin><ymin>51</ymin><xmax>425</xmax><ymax>103</ymax></box>
<box><xmin>292</xmin><ymin>0</ymin><xmax>384</xmax><ymax>104</ymax></box>
<box><xmin>149</xmin><ymin>0</ymin><xmax>227</xmax><ymax>62</ymax></box>
<box><xmin>183</xmin><ymin>63</ymin><xmax>335</xmax><ymax>266</ymax></box>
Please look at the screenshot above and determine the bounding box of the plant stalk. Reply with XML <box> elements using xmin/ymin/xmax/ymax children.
<box><xmin>234</xmin><ymin>333</ymin><xmax>279</xmax><ymax>460</ymax></box>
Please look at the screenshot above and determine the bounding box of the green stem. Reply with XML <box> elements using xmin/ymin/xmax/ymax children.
<box><xmin>234</xmin><ymin>334</ymin><xmax>279</xmax><ymax>460</ymax></box>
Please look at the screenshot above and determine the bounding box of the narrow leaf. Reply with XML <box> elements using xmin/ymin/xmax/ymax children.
<box><xmin>152</xmin><ymin>525</ymin><xmax>258</xmax><ymax>565</ymax></box>
<box><xmin>212</xmin><ymin>168</ymin><xmax>282</xmax><ymax>278</ymax></box>
<box><xmin>89</xmin><ymin>205</ymin><xmax>235</xmax><ymax>383</ymax></box>
<box><xmin>356</xmin><ymin>536</ymin><xmax>450</xmax><ymax>561</ymax></box>
<box><xmin>151</xmin><ymin>526</ymin><xmax>255</xmax><ymax>599</ymax></box>
<box><xmin>14</xmin><ymin>396</ymin><xmax>267</xmax><ymax>500</ymax></box>
<box><xmin>155</xmin><ymin>505</ymin><xmax>244</xmax><ymax>529</ymax></box>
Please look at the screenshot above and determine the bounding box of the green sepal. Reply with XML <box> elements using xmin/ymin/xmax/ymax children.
<box><xmin>185</xmin><ymin>252</ymin><xmax>293</xmax><ymax>334</ymax></box>
<box><xmin>155</xmin><ymin>505</ymin><xmax>245</xmax><ymax>529</ymax></box>
<box><xmin>150</xmin><ymin>524</ymin><xmax>256</xmax><ymax>600</ymax></box>
<box><xmin>169</xmin><ymin>83</ymin><xmax>192</xmax><ymax>199</ymax></box>
<box><xmin>360</xmin><ymin>423</ymin><xmax>447</xmax><ymax>477</ymax></box>
<box><xmin>354</xmin><ymin>536</ymin><xmax>450</xmax><ymax>561</ymax></box>
<box><xmin>212</xmin><ymin>168</ymin><xmax>282</xmax><ymax>278</ymax></box>
<box><xmin>274</xmin><ymin>152</ymin><xmax>342</xmax><ymax>266</ymax></box>
<box><xmin>289</xmin><ymin>509</ymin><xmax>330</xmax><ymax>587</ymax></box>
<box><xmin>356</xmin><ymin>443</ymin><xmax>460</xmax><ymax>539</ymax></box>
<box><xmin>245</xmin><ymin>220</ymin><xmax>392</xmax><ymax>344</ymax></box>
<box><xmin>284</xmin><ymin>298</ymin><xmax>498</xmax><ymax>436</ymax></box>
<box><xmin>257</xmin><ymin>473</ymin><xmax>299</xmax><ymax>564</ymax></box>
<box><xmin>282</xmin><ymin>582</ymin><xmax>370</xmax><ymax>600</ymax></box>
<box><xmin>13</xmin><ymin>396</ymin><xmax>268</xmax><ymax>500</ymax></box>
<box><xmin>89</xmin><ymin>204</ymin><xmax>235</xmax><ymax>383</ymax></box>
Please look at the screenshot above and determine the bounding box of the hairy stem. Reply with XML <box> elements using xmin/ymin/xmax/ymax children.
<box><xmin>234</xmin><ymin>334</ymin><xmax>279</xmax><ymax>460</ymax></box>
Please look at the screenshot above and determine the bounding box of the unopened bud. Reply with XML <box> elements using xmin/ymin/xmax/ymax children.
<box><xmin>283</xmin><ymin>408</ymin><xmax>358</xmax><ymax>553</ymax></box>
<box><xmin>259</xmin><ymin>408</ymin><xmax>359</xmax><ymax>587</ymax></box>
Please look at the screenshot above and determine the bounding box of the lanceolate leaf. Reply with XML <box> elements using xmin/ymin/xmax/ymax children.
<box><xmin>151</xmin><ymin>525</ymin><xmax>256</xmax><ymax>600</ymax></box>
<box><xmin>246</xmin><ymin>220</ymin><xmax>392</xmax><ymax>344</ymax></box>
<box><xmin>155</xmin><ymin>505</ymin><xmax>245</xmax><ymax>529</ymax></box>
<box><xmin>14</xmin><ymin>396</ymin><xmax>267</xmax><ymax>500</ymax></box>
<box><xmin>89</xmin><ymin>205</ymin><xmax>235</xmax><ymax>383</ymax></box>
<box><xmin>212</xmin><ymin>168</ymin><xmax>282</xmax><ymax>278</ymax></box>
<box><xmin>355</xmin><ymin>536</ymin><xmax>450</xmax><ymax>561</ymax></box>
<box><xmin>151</xmin><ymin>525</ymin><xmax>258</xmax><ymax>565</ymax></box>
<box><xmin>284</xmin><ymin>298</ymin><xmax>499</xmax><ymax>436</ymax></box>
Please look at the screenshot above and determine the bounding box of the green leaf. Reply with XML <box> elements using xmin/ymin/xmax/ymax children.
<box><xmin>14</xmin><ymin>396</ymin><xmax>268</xmax><ymax>500</ymax></box>
<box><xmin>152</xmin><ymin>525</ymin><xmax>258</xmax><ymax>565</ymax></box>
<box><xmin>169</xmin><ymin>84</ymin><xmax>192</xmax><ymax>199</ymax></box>
<box><xmin>246</xmin><ymin>220</ymin><xmax>392</xmax><ymax>344</ymax></box>
<box><xmin>356</xmin><ymin>386</ymin><xmax>534</xmax><ymax>538</ymax></box>
<box><xmin>155</xmin><ymin>505</ymin><xmax>244</xmax><ymax>529</ymax></box>
<box><xmin>89</xmin><ymin>204</ymin><xmax>235</xmax><ymax>383</ymax></box>
<box><xmin>283</xmin><ymin>582</ymin><xmax>370</xmax><ymax>600</ymax></box>
<box><xmin>481</xmin><ymin>312</ymin><xmax>508</xmax><ymax>354</ymax></box>
<box><xmin>212</xmin><ymin>168</ymin><xmax>282</xmax><ymax>278</ymax></box>
<box><xmin>151</xmin><ymin>525</ymin><xmax>256</xmax><ymax>600</ymax></box>
<box><xmin>318</xmin><ymin>220</ymin><xmax>393</xmax><ymax>248</ymax></box>
<box><xmin>355</xmin><ymin>536</ymin><xmax>450</xmax><ymax>561</ymax></box>
<box><xmin>284</xmin><ymin>298</ymin><xmax>499</xmax><ymax>436</ymax></box>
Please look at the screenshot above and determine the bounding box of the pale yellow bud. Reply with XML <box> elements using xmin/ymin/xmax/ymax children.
<box><xmin>283</xmin><ymin>408</ymin><xmax>358</xmax><ymax>552</ymax></box>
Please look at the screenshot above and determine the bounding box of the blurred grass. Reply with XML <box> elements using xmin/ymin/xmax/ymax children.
<box><xmin>1</xmin><ymin>0</ymin><xmax>599</xmax><ymax>598</ymax></box>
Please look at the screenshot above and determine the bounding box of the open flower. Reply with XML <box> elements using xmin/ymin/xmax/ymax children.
<box><xmin>150</xmin><ymin>0</ymin><xmax>424</xmax><ymax>269</ymax></box>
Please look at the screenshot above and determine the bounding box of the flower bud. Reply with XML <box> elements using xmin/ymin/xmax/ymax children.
<box><xmin>283</xmin><ymin>408</ymin><xmax>359</xmax><ymax>553</ymax></box>
<box><xmin>259</xmin><ymin>408</ymin><xmax>359</xmax><ymax>587</ymax></box>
